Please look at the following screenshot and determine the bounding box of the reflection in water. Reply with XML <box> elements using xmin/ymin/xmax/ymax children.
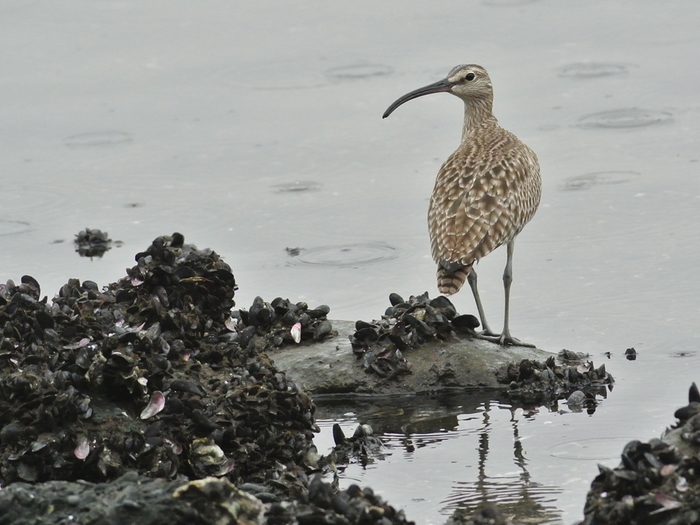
<box><xmin>441</xmin><ymin>403</ymin><xmax>562</xmax><ymax>523</ymax></box>
<box><xmin>316</xmin><ymin>394</ymin><xmax>565</xmax><ymax>523</ymax></box>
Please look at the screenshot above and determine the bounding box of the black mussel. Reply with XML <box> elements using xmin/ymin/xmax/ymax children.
<box><xmin>34</xmin><ymin>309</ymin><xmax>55</xmax><ymax>330</ymax></box>
<box><xmin>169</xmin><ymin>380</ymin><xmax>205</xmax><ymax>396</ymax></box>
<box><xmin>307</xmin><ymin>307</ymin><xmax>329</xmax><ymax>319</ymax></box>
<box><xmin>690</xmin><ymin>382</ymin><xmax>700</xmax><ymax>403</ymax></box>
<box><xmin>170</xmin><ymin>232</ymin><xmax>185</xmax><ymax>248</ymax></box>
<box><xmin>388</xmin><ymin>293</ymin><xmax>404</xmax><ymax>306</ymax></box>
<box><xmin>249</xmin><ymin>296</ymin><xmax>274</xmax><ymax>326</ymax></box>
<box><xmin>298</xmin><ymin>313</ymin><xmax>311</xmax><ymax>328</ymax></box>
<box><xmin>313</xmin><ymin>320</ymin><xmax>332</xmax><ymax>341</ymax></box>
<box><xmin>403</xmin><ymin>314</ymin><xmax>433</xmax><ymax>338</ymax></box>
<box><xmin>388</xmin><ymin>334</ymin><xmax>409</xmax><ymax>352</ymax></box>
<box><xmin>355</xmin><ymin>320</ymin><xmax>374</xmax><ymax>331</ymax></box>
<box><xmin>354</xmin><ymin>327</ymin><xmax>379</xmax><ymax>342</ymax></box>
<box><xmin>191</xmin><ymin>409</ymin><xmax>221</xmax><ymax>431</ymax></box>
<box><xmin>20</xmin><ymin>275</ymin><xmax>41</xmax><ymax>299</ymax></box>
<box><xmin>429</xmin><ymin>295</ymin><xmax>457</xmax><ymax>320</ymax></box>
<box><xmin>282</xmin><ymin>310</ymin><xmax>297</xmax><ymax>324</ymax></box>
<box><xmin>239</xmin><ymin>326</ymin><xmax>256</xmax><ymax>349</ymax></box>
<box><xmin>82</xmin><ymin>280</ymin><xmax>99</xmax><ymax>292</ymax></box>
<box><xmin>271</xmin><ymin>297</ymin><xmax>291</xmax><ymax>316</ymax></box>
<box><xmin>451</xmin><ymin>314</ymin><xmax>479</xmax><ymax>331</ymax></box>
<box><xmin>332</xmin><ymin>424</ymin><xmax>346</xmax><ymax>446</ymax></box>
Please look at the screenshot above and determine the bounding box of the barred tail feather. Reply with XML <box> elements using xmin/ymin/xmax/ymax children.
<box><xmin>437</xmin><ymin>265</ymin><xmax>471</xmax><ymax>295</ymax></box>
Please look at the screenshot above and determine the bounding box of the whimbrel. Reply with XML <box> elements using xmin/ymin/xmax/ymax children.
<box><xmin>383</xmin><ymin>64</ymin><xmax>541</xmax><ymax>347</ymax></box>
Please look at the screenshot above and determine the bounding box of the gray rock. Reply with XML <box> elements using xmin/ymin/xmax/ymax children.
<box><xmin>268</xmin><ymin>320</ymin><xmax>551</xmax><ymax>395</ymax></box>
<box><xmin>0</xmin><ymin>475</ymin><xmax>263</xmax><ymax>525</ymax></box>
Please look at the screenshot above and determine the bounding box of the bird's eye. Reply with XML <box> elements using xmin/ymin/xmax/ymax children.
<box><xmin>465</xmin><ymin>73</ymin><xmax>475</xmax><ymax>81</ymax></box>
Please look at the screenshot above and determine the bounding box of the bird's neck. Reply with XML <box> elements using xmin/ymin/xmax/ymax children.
<box><xmin>461</xmin><ymin>98</ymin><xmax>497</xmax><ymax>142</ymax></box>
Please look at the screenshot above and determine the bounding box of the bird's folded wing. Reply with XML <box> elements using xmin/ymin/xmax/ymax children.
<box><xmin>429</xmin><ymin>149</ymin><xmax>532</xmax><ymax>267</ymax></box>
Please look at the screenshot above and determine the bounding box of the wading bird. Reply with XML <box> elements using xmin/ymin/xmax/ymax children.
<box><xmin>383</xmin><ymin>64</ymin><xmax>541</xmax><ymax>347</ymax></box>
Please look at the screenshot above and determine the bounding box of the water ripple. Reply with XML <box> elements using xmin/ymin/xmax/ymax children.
<box><xmin>557</xmin><ymin>62</ymin><xmax>634</xmax><ymax>79</ymax></box>
<box><xmin>560</xmin><ymin>171</ymin><xmax>640</xmax><ymax>191</ymax></box>
<box><xmin>288</xmin><ymin>243</ymin><xmax>400</xmax><ymax>268</ymax></box>
<box><xmin>576</xmin><ymin>108</ymin><xmax>673</xmax><ymax>129</ymax></box>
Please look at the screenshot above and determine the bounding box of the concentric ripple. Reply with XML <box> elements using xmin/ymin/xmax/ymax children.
<box><xmin>325</xmin><ymin>64</ymin><xmax>393</xmax><ymax>81</ymax></box>
<box><xmin>576</xmin><ymin>108</ymin><xmax>673</xmax><ymax>129</ymax></box>
<box><xmin>549</xmin><ymin>437</ymin><xmax>634</xmax><ymax>460</ymax></box>
<box><xmin>64</xmin><ymin>131</ymin><xmax>133</xmax><ymax>148</ymax></box>
<box><xmin>557</xmin><ymin>62</ymin><xmax>634</xmax><ymax>78</ymax></box>
<box><xmin>213</xmin><ymin>60</ymin><xmax>328</xmax><ymax>90</ymax></box>
<box><xmin>288</xmin><ymin>243</ymin><xmax>399</xmax><ymax>268</ymax></box>
<box><xmin>0</xmin><ymin>219</ymin><xmax>33</xmax><ymax>236</ymax></box>
<box><xmin>560</xmin><ymin>171</ymin><xmax>640</xmax><ymax>191</ymax></box>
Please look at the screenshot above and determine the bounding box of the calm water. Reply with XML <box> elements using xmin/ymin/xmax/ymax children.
<box><xmin>1</xmin><ymin>1</ymin><xmax>699</xmax><ymax>523</ymax></box>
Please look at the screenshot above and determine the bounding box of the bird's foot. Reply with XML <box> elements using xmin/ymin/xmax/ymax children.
<box><xmin>476</xmin><ymin>331</ymin><xmax>535</xmax><ymax>348</ymax></box>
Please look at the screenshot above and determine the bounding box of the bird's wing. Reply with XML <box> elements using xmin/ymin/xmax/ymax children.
<box><xmin>428</xmin><ymin>144</ymin><xmax>538</xmax><ymax>268</ymax></box>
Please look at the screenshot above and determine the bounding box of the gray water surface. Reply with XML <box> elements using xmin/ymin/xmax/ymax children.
<box><xmin>2</xmin><ymin>1</ymin><xmax>700</xmax><ymax>523</ymax></box>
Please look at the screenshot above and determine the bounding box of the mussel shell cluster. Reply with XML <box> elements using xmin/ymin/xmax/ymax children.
<box><xmin>74</xmin><ymin>228</ymin><xmax>113</xmax><ymax>258</ymax></box>
<box><xmin>230</xmin><ymin>296</ymin><xmax>333</xmax><ymax>352</ymax></box>
<box><xmin>350</xmin><ymin>292</ymin><xmax>478</xmax><ymax>378</ymax></box>
<box><xmin>266</xmin><ymin>474</ymin><xmax>414</xmax><ymax>525</ymax></box>
<box><xmin>497</xmin><ymin>355</ymin><xmax>614</xmax><ymax>408</ymax></box>
<box><xmin>581</xmin><ymin>384</ymin><xmax>700</xmax><ymax>525</ymax></box>
<box><xmin>0</xmin><ymin>233</ymin><xmax>318</xmax><ymax>488</ymax></box>
<box><xmin>324</xmin><ymin>423</ymin><xmax>385</xmax><ymax>468</ymax></box>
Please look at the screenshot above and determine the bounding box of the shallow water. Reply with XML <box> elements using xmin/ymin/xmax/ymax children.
<box><xmin>1</xmin><ymin>1</ymin><xmax>699</xmax><ymax>523</ymax></box>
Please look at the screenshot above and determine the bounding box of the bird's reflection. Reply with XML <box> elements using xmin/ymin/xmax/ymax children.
<box><xmin>316</xmin><ymin>392</ymin><xmax>566</xmax><ymax>523</ymax></box>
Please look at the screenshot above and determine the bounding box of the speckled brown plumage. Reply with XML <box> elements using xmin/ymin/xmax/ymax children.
<box><xmin>430</xmin><ymin>119</ymin><xmax>541</xmax><ymax>294</ymax></box>
<box><xmin>383</xmin><ymin>64</ymin><xmax>541</xmax><ymax>346</ymax></box>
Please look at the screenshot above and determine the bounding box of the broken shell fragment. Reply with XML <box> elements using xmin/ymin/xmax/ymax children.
<box><xmin>140</xmin><ymin>391</ymin><xmax>166</xmax><ymax>420</ymax></box>
<box><xmin>74</xmin><ymin>436</ymin><xmax>90</xmax><ymax>460</ymax></box>
<box><xmin>291</xmin><ymin>322</ymin><xmax>302</xmax><ymax>344</ymax></box>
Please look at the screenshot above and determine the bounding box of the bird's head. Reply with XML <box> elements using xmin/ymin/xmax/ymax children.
<box><xmin>382</xmin><ymin>64</ymin><xmax>493</xmax><ymax>119</ymax></box>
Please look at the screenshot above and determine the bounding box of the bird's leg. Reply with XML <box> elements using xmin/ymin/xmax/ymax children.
<box><xmin>481</xmin><ymin>240</ymin><xmax>535</xmax><ymax>347</ymax></box>
<box><xmin>467</xmin><ymin>268</ymin><xmax>497</xmax><ymax>337</ymax></box>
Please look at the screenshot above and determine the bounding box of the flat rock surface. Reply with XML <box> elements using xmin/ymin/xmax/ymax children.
<box><xmin>268</xmin><ymin>320</ymin><xmax>551</xmax><ymax>395</ymax></box>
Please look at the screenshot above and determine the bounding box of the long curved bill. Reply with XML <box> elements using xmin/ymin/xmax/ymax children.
<box><xmin>382</xmin><ymin>78</ymin><xmax>453</xmax><ymax>119</ymax></box>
